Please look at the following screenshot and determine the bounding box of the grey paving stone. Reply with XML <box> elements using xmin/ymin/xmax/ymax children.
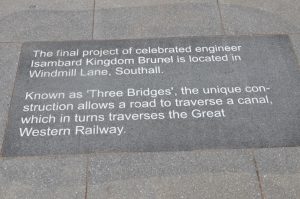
<box><xmin>254</xmin><ymin>147</ymin><xmax>300</xmax><ymax>199</ymax></box>
<box><xmin>0</xmin><ymin>156</ymin><xmax>86</xmax><ymax>199</ymax></box>
<box><xmin>219</xmin><ymin>0</ymin><xmax>300</xmax><ymax>35</ymax></box>
<box><xmin>88</xmin><ymin>150</ymin><xmax>261</xmax><ymax>199</ymax></box>
<box><xmin>94</xmin><ymin>1</ymin><xmax>223</xmax><ymax>40</ymax></box>
<box><xmin>95</xmin><ymin>0</ymin><xmax>212</xmax><ymax>8</ymax></box>
<box><xmin>290</xmin><ymin>34</ymin><xmax>300</xmax><ymax>65</ymax></box>
<box><xmin>0</xmin><ymin>43</ymin><xmax>20</xmax><ymax>153</ymax></box>
<box><xmin>0</xmin><ymin>0</ymin><xmax>94</xmax><ymax>42</ymax></box>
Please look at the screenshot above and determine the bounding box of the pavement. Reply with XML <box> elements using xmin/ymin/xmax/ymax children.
<box><xmin>0</xmin><ymin>0</ymin><xmax>300</xmax><ymax>198</ymax></box>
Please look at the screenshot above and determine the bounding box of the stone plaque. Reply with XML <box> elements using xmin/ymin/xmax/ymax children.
<box><xmin>2</xmin><ymin>35</ymin><xmax>300</xmax><ymax>157</ymax></box>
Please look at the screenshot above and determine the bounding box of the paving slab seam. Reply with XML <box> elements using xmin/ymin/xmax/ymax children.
<box><xmin>84</xmin><ymin>155</ymin><xmax>90</xmax><ymax>199</ymax></box>
<box><xmin>288</xmin><ymin>34</ymin><xmax>300</xmax><ymax>68</ymax></box>
<box><xmin>251</xmin><ymin>149</ymin><xmax>265</xmax><ymax>199</ymax></box>
<box><xmin>224</xmin><ymin>32</ymin><xmax>300</xmax><ymax>36</ymax></box>
<box><xmin>217</xmin><ymin>0</ymin><xmax>226</xmax><ymax>35</ymax></box>
<box><xmin>0</xmin><ymin>152</ymin><xmax>88</xmax><ymax>161</ymax></box>
<box><xmin>218</xmin><ymin>3</ymin><xmax>278</xmax><ymax>16</ymax></box>
<box><xmin>94</xmin><ymin>1</ymin><xmax>212</xmax><ymax>10</ymax></box>
<box><xmin>92</xmin><ymin>0</ymin><xmax>96</xmax><ymax>39</ymax></box>
<box><xmin>0</xmin><ymin>41</ymin><xmax>22</xmax><ymax>44</ymax></box>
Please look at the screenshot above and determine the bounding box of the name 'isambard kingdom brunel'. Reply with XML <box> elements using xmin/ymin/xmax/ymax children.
<box><xmin>2</xmin><ymin>35</ymin><xmax>300</xmax><ymax>157</ymax></box>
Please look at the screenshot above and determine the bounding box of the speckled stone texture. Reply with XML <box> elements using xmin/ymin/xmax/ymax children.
<box><xmin>94</xmin><ymin>0</ymin><xmax>223</xmax><ymax>39</ymax></box>
<box><xmin>0</xmin><ymin>0</ymin><xmax>94</xmax><ymax>42</ymax></box>
<box><xmin>219</xmin><ymin>0</ymin><xmax>300</xmax><ymax>34</ymax></box>
<box><xmin>254</xmin><ymin>147</ymin><xmax>300</xmax><ymax>199</ymax></box>
<box><xmin>88</xmin><ymin>150</ymin><xmax>261</xmax><ymax>199</ymax></box>
<box><xmin>0</xmin><ymin>156</ymin><xmax>87</xmax><ymax>199</ymax></box>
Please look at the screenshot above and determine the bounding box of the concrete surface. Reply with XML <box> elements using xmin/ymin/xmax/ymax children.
<box><xmin>219</xmin><ymin>0</ymin><xmax>300</xmax><ymax>34</ymax></box>
<box><xmin>88</xmin><ymin>150</ymin><xmax>261</xmax><ymax>199</ymax></box>
<box><xmin>0</xmin><ymin>0</ymin><xmax>94</xmax><ymax>42</ymax></box>
<box><xmin>93</xmin><ymin>1</ymin><xmax>223</xmax><ymax>39</ymax></box>
<box><xmin>254</xmin><ymin>147</ymin><xmax>300</xmax><ymax>199</ymax></box>
<box><xmin>0</xmin><ymin>156</ymin><xmax>87</xmax><ymax>199</ymax></box>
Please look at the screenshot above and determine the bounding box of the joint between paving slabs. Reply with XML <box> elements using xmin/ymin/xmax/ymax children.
<box><xmin>84</xmin><ymin>155</ymin><xmax>90</xmax><ymax>199</ymax></box>
<box><xmin>251</xmin><ymin>149</ymin><xmax>265</xmax><ymax>199</ymax></box>
<box><xmin>216</xmin><ymin>0</ymin><xmax>226</xmax><ymax>35</ymax></box>
<box><xmin>92</xmin><ymin>0</ymin><xmax>96</xmax><ymax>40</ymax></box>
<box><xmin>288</xmin><ymin>34</ymin><xmax>300</xmax><ymax>69</ymax></box>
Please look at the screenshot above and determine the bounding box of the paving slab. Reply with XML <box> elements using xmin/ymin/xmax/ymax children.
<box><xmin>95</xmin><ymin>0</ymin><xmax>212</xmax><ymax>8</ymax></box>
<box><xmin>88</xmin><ymin>150</ymin><xmax>261</xmax><ymax>199</ymax></box>
<box><xmin>219</xmin><ymin>0</ymin><xmax>300</xmax><ymax>35</ymax></box>
<box><xmin>0</xmin><ymin>156</ymin><xmax>86</xmax><ymax>199</ymax></box>
<box><xmin>0</xmin><ymin>43</ymin><xmax>20</xmax><ymax>153</ymax></box>
<box><xmin>254</xmin><ymin>147</ymin><xmax>300</xmax><ymax>199</ymax></box>
<box><xmin>290</xmin><ymin>34</ymin><xmax>300</xmax><ymax>65</ymax></box>
<box><xmin>0</xmin><ymin>0</ymin><xmax>94</xmax><ymax>42</ymax></box>
<box><xmin>94</xmin><ymin>0</ymin><xmax>223</xmax><ymax>40</ymax></box>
